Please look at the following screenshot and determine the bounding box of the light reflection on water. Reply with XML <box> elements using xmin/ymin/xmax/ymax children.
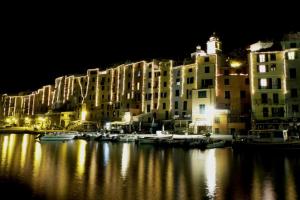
<box><xmin>0</xmin><ymin>134</ymin><xmax>299</xmax><ymax>200</ymax></box>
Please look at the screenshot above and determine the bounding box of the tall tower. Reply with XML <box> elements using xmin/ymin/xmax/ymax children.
<box><xmin>206</xmin><ymin>33</ymin><xmax>222</xmax><ymax>55</ymax></box>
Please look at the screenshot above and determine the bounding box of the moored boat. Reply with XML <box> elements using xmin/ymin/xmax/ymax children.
<box><xmin>39</xmin><ymin>132</ymin><xmax>77</xmax><ymax>141</ymax></box>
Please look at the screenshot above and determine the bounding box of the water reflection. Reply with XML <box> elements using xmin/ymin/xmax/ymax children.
<box><xmin>205</xmin><ymin>150</ymin><xmax>216</xmax><ymax>199</ymax></box>
<box><xmin>0</xmin><ymin>134</ymin><xmax>299</xmax><ymax>200</ymax></box>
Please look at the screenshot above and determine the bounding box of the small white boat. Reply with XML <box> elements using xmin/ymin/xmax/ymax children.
<box><xmin>39</xmin><ymin>132</ymin><xmax>77</xmax><ymax>141</ymax></box>
<box><xmin>118</xmin><ymin>134</ymin><xmax>138</xmax><ymax>142</ymax></box>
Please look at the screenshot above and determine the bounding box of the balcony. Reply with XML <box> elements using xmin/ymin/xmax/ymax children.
<box><xmin>254</xmin><ymin>98</ymin><xmax>285</xmax><ymax>105</ymax></box>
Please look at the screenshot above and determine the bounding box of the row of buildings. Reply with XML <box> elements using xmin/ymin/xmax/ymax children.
<box><xmin>1</xmin><ymin>33</ymin><xmax>299</xmax><ymax>134</ymax></box>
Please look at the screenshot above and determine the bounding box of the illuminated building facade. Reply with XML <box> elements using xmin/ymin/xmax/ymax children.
<box><xmin>249</xmin><ymin>32</ymin><xmax>300</xmax><ymax>129</ymax></box>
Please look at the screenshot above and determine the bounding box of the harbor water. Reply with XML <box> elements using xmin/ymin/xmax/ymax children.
<box><xmin>0</xmin><ymin>134</ymin><xmax>299</xmax><ymax>200</ymax></box>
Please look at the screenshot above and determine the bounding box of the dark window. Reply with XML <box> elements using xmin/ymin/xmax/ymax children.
<box><xmin>163</xmin><ymin>103</ymin><xmax>166</xmax><ymax>109</ymax></box>
<box><xmin>204</xmin><ymin>57</ymin><xmax>209</xmax><ymax>62</ymax></box>
<box><xmin>163</xmin><ymin>71</ymin><xmax>167</xmax><ymax>76</ymax></box>
<box><xmin>199</xmin><ymin>104</ymin><xmax>205</xmax><ymax>114</ymax></box>
<box><xmin>273</xmin><ymin>93</ymin><xmax>279</xmax><ymax>104</ymax></box>
<box><xmin>270</xmin><ymin>53</ymin><xmax>276</xmax><ymax>61</ymax></box>
<box><xmin>224</xmin><ymin>79</ymin><xmax>229</xmax><ymax>85</ymax></box>
<box><xmin>177</xmin><ymin>71</ymin><xmax>181</xmax><ymax>76</ymax></box>
<box><xmin>188</xmin><ymin>68</ymin><xmax>193</xmax><ymax>72</ymax></box>
<box><xmin>147</xmin><ymin>105</ymin><xmax>150</xmax><ymax>112</ymax></box>
<box><xmin>183</xmin><ymin>101</ymin><xmax>187</xmax><ymax>110</ymax></box>
<box><xmin>205</xmin><ymin>66</ymin><xmax>210</xmax><ymax>73</ymax></box>
<box><xmin>272</xmin><ymin>107</ymin><xmax>284</xmax><ymax>117</ymax></box>
<box><xmin>198</xmin><ymin>91</ymin><xmax>207</xmax><ymax>98</ymax></box>
<box><xmin>175</xmin><ymin>90</ymin><xmax>180</xmax><ymax>97</ymax></box>
<box><xmin>276</xmin><ymin>78</ymin><xmax>281</xmax><ymax>89</ymax></box>
<box><xmin>292</xmin><ymin>105</ymin><xmax>299</xmax><ymax>113</ymax></box>
<box><xmin>263</xmin><ymin>107</ymin><xmax>269</xmax><ymax>117</ymax></box>
<box><xmin>290</xmin><ymin>43</ymin><xmax>297</xmax><ymax>48</ymax></box>
<box><xmin>148</xmin><ymin>72</ymin><xmax>152</xmax><ymax>78</ymax></box>
<box><xmin>92</xmin><ymin>77</ymin><xmax>96</xmax><ymax>82</ymax></box>
<box><xmin>240</xmin><ymin>90</ymin><xmax>246</xmax><ymax>98</ymax></box>
<box><xmin>148</xmin><ymin>83</ymin><xmax>151</xmax><ymax>88</ymax></box>
<box><xmin>291</xmin><ymin>89</ymin><xmax>298</xmax><ymax>98</ymax></box>
<box><xmin>175</xmin><ymin>101</ymin><xmax>178</xmax><ymax>109</ymax></box>
<box><xmin>225</xmin><ymin>91</ymin><xmax>230</xmax><ymax>99</ymax></box>
<box><xmin>261</xmin><ymin>93</ymin><xmax>268</xmax><ymax>104</ymax></box>
<box><xmin>270</xmin><ymin>64</ymin><xmax>276</xmax><ymax>71</ymax></box>
<box><xmin>245</xmin><ymin>78</ymin><xmax>249</xmax><ymax>85</ymax></box>
<box><xmin>91</xmin><ymin>86</ymin><xmax>94</xmax><ymax>91</ymax></box>
<box><xmin>224</xmin><ymin>70</ymin><xmax>229</xmax><ymax>75</ymax></box>
<box><xmin>290</xmin><ymin>68</ymin><xmax>296</xmax><ymax>79</ymax></box>
<box><xmin>163</xmin><ymin>82</ymin><xmax>167</xmax><ymax>87</ymax></box>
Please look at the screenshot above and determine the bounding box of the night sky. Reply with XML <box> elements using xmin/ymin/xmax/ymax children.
<box><xmin>1</xmin><ymin>4</ymin><xmax>299</xmax><ymax>94</ymax></box>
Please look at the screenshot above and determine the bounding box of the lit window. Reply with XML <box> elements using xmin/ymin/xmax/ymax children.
<box><xmin>259</xmin><ymin>65</ymin><xmax>266</xmax><ymax>73</ymax></box>
<box><xmin>137</xmin><ymin>82</ymin><xmax>140</xmax><ymax>90</ymax></box>
<box><xmin>260</xmin><ymin>79</ymin><xmax>267</xmax><ymax>87</ymax></box>
<box><xmin>127</xmin><ymin>93</ymin><xmax>130</xmax><ymax>99</ymax></box>
<box><xmin>288</xmin><ymin>52</ymin><xmax>295</xmax><ymax>60</ymax></box>
<box><xmin>259</xmin><ymin>54</ymin><xmax>265</xmax><ymax>62</ymax></box>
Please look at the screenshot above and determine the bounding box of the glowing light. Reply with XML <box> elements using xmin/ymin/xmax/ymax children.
<box><xmin>121</xmin><ymin>143</ymin><xmax>130</xmax><ymax>178</ymax></box>
<box><xmin>132</xmin><ymin>63</ymin><xmax>135</xmax><ymax>97</ymax></box>
<box><xmin>181</xmin><ymin>66</ymin><xmax>185</xmax><ymax>97</ymax></box>
<box><xmin>21</xmin><ymin>134</ymin><xmax>29</xmax><ymax>168</ymax></box>
<box><xmin>110</xmin><ymin>70</ymin><xmax>113</xmax><ymax>101</ymax></box>
<box><xmin>258</xmin><ymin>65</ymin><xmax>266</xmax><ymax>73</ymax></box>
<box><xmin>157</xmin><ymin>68</ymin><xmax>161</xmax><ymax>109</ymax></box>
<box><xmin>52</xmin><ymin>90</ymin><xmax>56</xmax><ymax>105</ymax></box>
<box><xmin>96</xmin><ymin>73</ymin><xmax>99</xmax><ymax>107</ymax></box>
<box><xmin>205</xmin><ymin>150</ymin><xmax>216</xmax><ymax>198</ymax></box>
<box><xmin>48</xmin><ymin>86</ymin><xmax>51</xmax><ymax>106</ymax></box>
<box><xmin>230</xmin><ymin>60</ymin><xmax>242</xmax><ymax>68</ymax></box>
<box><xmin>287</xmin><ymin>51</ymin><xmax>295</xmax><ymax>60</ymax></box>
<box><xmin>81</xmin><ymin>111</ymin><xmax>87</xmax><ymax>121</ymax></box>
<box><xmin>117</xmin><ymin>66</ymin><xmax>121</xmax><ymax>102</ymax></box>
<box><xmin>67</xmin><ymin>76</ymin><xmax>71</xmax><ymax>100</ymax></box>
<box><xmin>260</xmin><ymin>79</ymin><xmax>267</xmax><ymax>87</ymax></box>
<box><xmin>32</xmin><ymin>94</ymin><xmax>35</xmax><ymax>115</ymax></box>
<box><xmin>250</xmin><ymin>53</ymin><xmax>255</xmax><ymax>94</ymax></box>
<box><xmin>259</xmin><ymin>54</ymin><xmax>265</xmax><ymax>62</ymax></box>
<box><xmin>63</xmin><ymin>76</ymin><xmax>67</xmax><ymax>103</ymax></box>
<box><xmin>8</xmin><ymin>97</ymin><xmax>11</xmax><ymax>116</ymax></box>
<box><xmin>77</xmin><ymin>77</ymin><xmax>84</xmax><ymax>101</ymax></box>
<box><xmin>142</xmin><ymin>62</ymin><xmax>146</xmax><ymax>112</ymax></box>
<box><xmin>103</xmin><ymin>143</ymin><xmax>110</xmax><ymax>166</ymax></box>
<box><xmin>122</xmin><ymin>66</ymin><xmax>126</xmax><ymax>95</ymax></box>
<box><xmin>1</xmin><ymin>136</ymin><xmax>8</xmax><ymax>163</ymax></box>
<box><xmin>151</xmin><ymin>62</ymin><xmax>154</xmax><ymax>109</ymax></box>
<box><xmin>283</xmin><ymin>52</ymin><xmax>287</xmax><ymax>94</ymax></box>
<box><xmin>28</xmin><ymin>95</ymin><xmax>31</xmax><ymax>115</ymax></box>
<box><xmin>42</xmin><ymin>87</ymin><xmax>45</xmax><ymax>104</ymax></box>
<box><xmin>13</xmin><ymin>97</ymin><xmax>17</xmax><ymax>116</ymax></box>
<box><xmin>215</xmin><ymin>54</ymin><xmax>218</xmax><ymax>96</ymax></box>
<box><xmin>57</xmin><ymin>77</ymin><xmax>62</xmax><ymax>102</ymax></box>
<box><xmin>169</xmin><ymin>60</ymin><xmax>173</xmax><ymax>112</ymax></box>
<box><xmin>77</xmin><ymin>140</ymin><xmax>87</xmax><ymax>176</ymax></box>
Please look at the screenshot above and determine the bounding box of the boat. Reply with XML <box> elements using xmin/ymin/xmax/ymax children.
<box><xmin>206</xmin><ymin>140</ymin><xmax>226</xmax><ymax>149</ymax></box>
<box><xmin>118</xmin><ymin>134</ymin><xmax>138</xmax><ymax>142</ymax></box>
<box><xmin>232</xmin><ymin>129</ymin><xmax>300</xmax><ymax>150</ymax></box>
<box><xmin>38</xmin><ymin>132</ymin><xmax>77</xmax><ymax>141</ymax></box>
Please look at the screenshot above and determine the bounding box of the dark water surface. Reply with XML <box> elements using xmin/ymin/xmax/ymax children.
<box><xmin>0</xmin><ymin>134</ymin><xmax>299</xmax><ymax>200</ymax></box>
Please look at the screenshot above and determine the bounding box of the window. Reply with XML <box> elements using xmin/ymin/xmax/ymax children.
<box><xmin>291</xmin><ymin>89</ymin><xmax>298</xmax><ymax>98</ymax></box>
<box><xmin>270</xmin><ymin>53</ymin><xmax>276</xmax><ymax>61</ymax></box>
<box><xmin>91</xmin><ymin>86</ymin><xmax>94</xmax><ymax>91</ymax></box>
<box><xmin>270</xmin><ymin>64</ymin><xmax>276</xmax><ymax>71</ymax></box>
<box><xmin>175</xmin><ymin>90</ymin><xmax>180</xmax><ymax>97</ymax></box>
<box><xmin>245</xmin><ymin>78</ymin><xmax>249</xmax><ymax>85</ymax></box>
<box><xmin>215</xmin><ymin>128</ymin><xmax>219</xmax><ymax>134</ymax></box>
<box><xmin>176</xmin><ymin>78</ymin><xmax>180</xmax><ymax>85</ymax></box>
<box><xmin>273</xmin><ymin>93</ymin><xmax>279</xmax><ymax>104</ymax></box>
<box><xmin>188</xmin><ymin>68</ymin><xmax>193</xmax><ymax>72</ymax></box>
<box><xmin>92</xmin><ymin>77</ymin><xmax>95</xmax><ymax>82</ymax></box>
<box><xmin>290</xmin><ymin>43</ymin><xmax>296</xmax><ymax>48</ymax></box>
<box><xmin>258</xmin><ymin>65</ymin><xmax>266</xmax><ymax>73</ymax></box>
<box><xmin>224</xmin><ymin>70</ymin><xmax>229</xmax><ymax>75</ymax></box>
<box><xmin>260</xmin><ymin>78</ymin><xmax>267</xmax><ymax>88</ymax></box>
<box><xmin>292</xmin><ymin>105</ymin><xmax>299</xmax><ymax>113</ymax></box>
<box><xmin>261</xmin><ymin>93</ymin><xmax>268</xmax><ymax>104</ymax></box>
<box><xmin>214</xmin><ymin>117</ymin><xmax>220</xmax><ymax>123</ymax></box>
<box><xmin>199</xmin><ymin>104</ymin><xmax>205</xmax><ymax>114</ymax></box>
<box><xmin>148</xmin><ymin>83</ymin><xmax>151</xmax><ymax>88</ymax></box>
<box><xmin>147</xmin><ymin>105</ymin><xmax>150</xmax><ymax>112</ymax></box>
<box><xmin>163</xmin><ymin>82</ymin><xmax>167</xmax><ymax>87</ymax></box>
<box><xmin>290</xmin><ymin>68</ymin><xmax>296</xmax><ymax>79</ymax></box>
<box><xmin>224</xmin><ymin>79</ymin><xmax>229</xmax><ymax>85</ymax></box>
<box><xmin>198</xmin><ymin>91</ymin><xmax>207</xmax><ymax>98</ymax></box>
<box><xmin>154</xmin><ymin>93</ymin><xmax>158</xmax><ymax>98</ymax></box>
<box><xmin>225</xmin><ymin>91</ymin><xmax>230</xmax><ymax>99</ymax></box>
<box><xmin>127</xmin><ymin>93</ymin><xmax>130</xmax><ymax>99</ymax></box>
<box><xmin>259</xmin><ymin>54</ymin><xmax>266</xmax><ymax>62</ymax></box>
<box><xmin>183</xmin><ymin>101</ymin><xmax>187</xmax><ymax>110</ymax></box>
<box><xmin>137</xmin><ymin>82</ymin><xmax>140</xmax><ymax>90</ymax></box>
<box><xmin>240</xmin><ymin>90</ymin><xmax>246</xmax><ymax>98</ymax></box>
<box><xmin>187</xmin><ymin>77</ymin><xmax>194</xmax><ymax>84</ymax></box>
<box><xmin>163</xmin><ymin>71</ymin><xmax>167</xmax><ymax>76</ymax></box>
<box><xmin>204</xmin><ymin>57</ymin><xmax>209</xmax><ymax>62</ymax></box>
<box><xmin>128</xmin><ymin>82</ymin><xmax>131</xmax><ymax>89</ymax></box>
<box><xmin>148</xmin><ymin>72</ymin><xmax>152</xmax><ymax>78</ymax></box>
<box><xmin>276</xmin><ymin>78</ymin><xmax>281</xmax><ymax>89</ymax></box>
<box><xmin>177</xmin><ymin>70</ymin><xmax>181</xmax><ymax>76</ymax></box>
<box><xmin>263</xmin><ymin>107</ymin><xmax>269</xmax><ymax>117</ymax></box>
<box><xmin>272</xmin><ymin>107</ymin><xmax>284</xmax><ymax>117</ymax></box>
<box><xmin>175</xmin><ymin>101</ymin><xmax>178</xmax><ymax>109</ymax></box>
<box><xmin>288</xmin><ymin>52</ymin><xmax>295</xmax><ymax>60</ymax></box>
<box><xmin>163</xmin><ymin>103</ymin><xmax>166</xmax><ymax>109</ymax></box>
<box><xmin>205</xmin><ymin>66</ymin><xmax>210</xmax><ymax>73</ymax></box>
<box><xmin>137</xmin><ymin>71</ymin><xmax>141</xmax><ymax>77</ymax></box>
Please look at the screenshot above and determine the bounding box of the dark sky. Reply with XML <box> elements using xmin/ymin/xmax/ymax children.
<box><xmin>1</xmin><ymin>4</ymin><xmax>299</xmax><ymax>94</ymax></box>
